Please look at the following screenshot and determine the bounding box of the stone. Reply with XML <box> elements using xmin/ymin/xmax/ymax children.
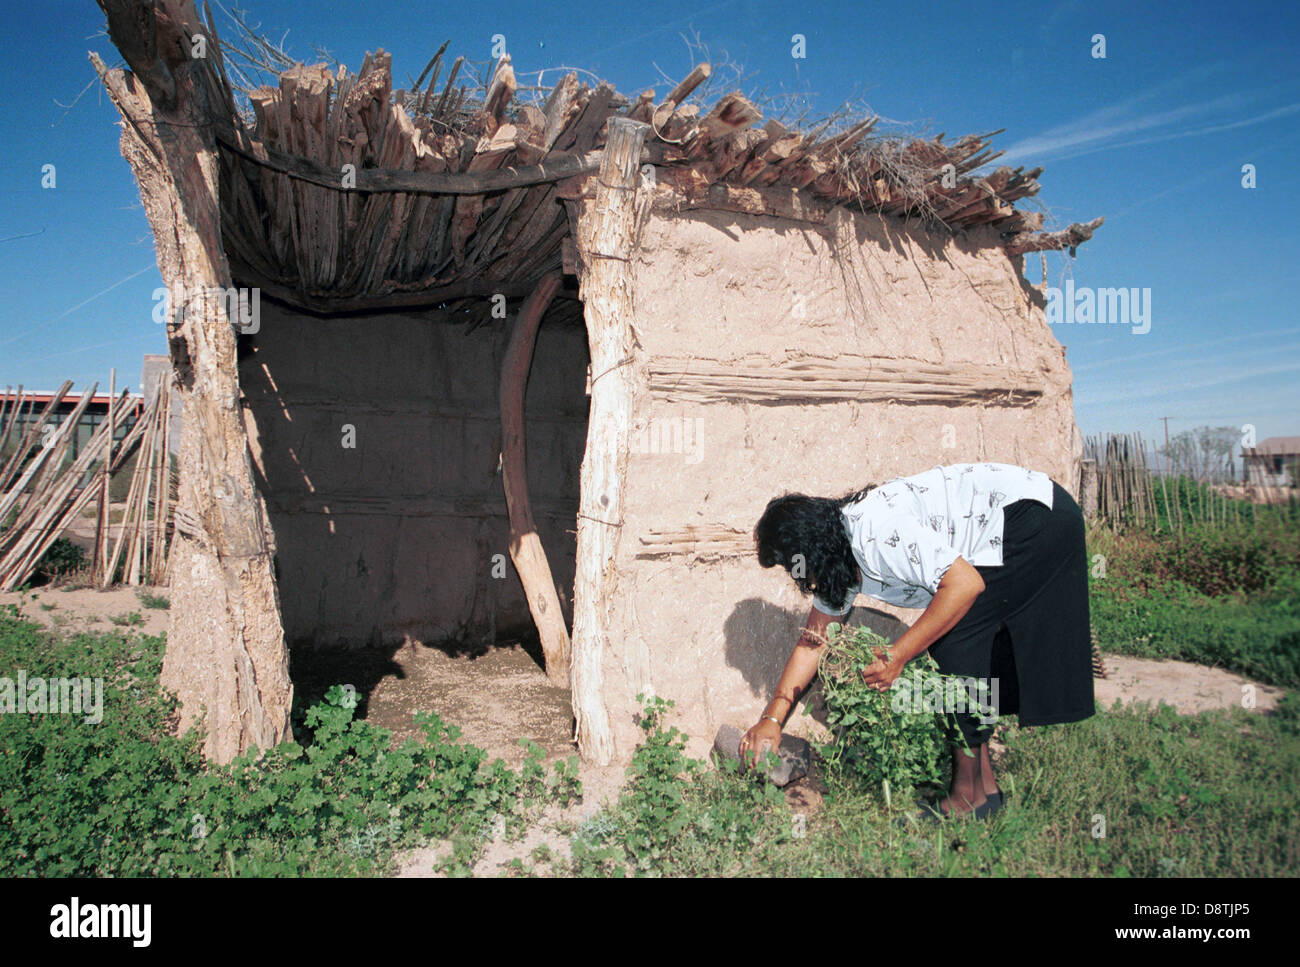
<box><xmin>712</xmin><ymin>723</ymin><xmax>811</xmax><ymax>787</ymax></box>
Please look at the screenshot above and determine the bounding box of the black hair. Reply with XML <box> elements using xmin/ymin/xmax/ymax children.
<box><xmin>753</xmin><ymin>483</ymin><xmax>877</xmax><ymax>609</ymax></box>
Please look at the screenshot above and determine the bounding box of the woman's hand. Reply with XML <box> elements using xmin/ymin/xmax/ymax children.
<box><xmin>861</xmin><ymin>647</ymin><xmax>902</xmax><ymax>691</ymax></box>
<box><xmin>739</xmin><ymin>718</ymin><xmax>782</xmax><ymax>769</ymax></box>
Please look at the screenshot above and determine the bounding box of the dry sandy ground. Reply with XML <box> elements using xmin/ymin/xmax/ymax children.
<box><xmin>1</xmin><ymin>586</ymin><xmax>1287</xmax><ymax>876</ymax></box>
<box><xmin>0</xmin><ymin>584</ymin><xmax>171</xmax><ymax>638</ymax></box>
<box><xmin>1095</xmin><ymin>654</ymin><xmax>1284</xmax><ymax>715</ymax></box>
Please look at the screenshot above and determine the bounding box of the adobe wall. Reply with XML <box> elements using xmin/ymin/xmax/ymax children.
<box><xmin>599</xmin><ymin>204</ymin><xmax>1082</xmax><ymax>760</ymax></box>
<box><xmin>238</xmin><ymin>300</ymin><xmax>589</xmax><ymax>651</ymax></box>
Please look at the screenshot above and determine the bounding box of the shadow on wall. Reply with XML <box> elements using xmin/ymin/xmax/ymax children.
<box><xmin>721</xmin><ymin>597</ymin><xmax>910</xmax><ymax>725</ymax></box>
<box><xmin>235</xmin><ymin>298</ymin><xmax>587</xmax><ymax>654</ymax></box>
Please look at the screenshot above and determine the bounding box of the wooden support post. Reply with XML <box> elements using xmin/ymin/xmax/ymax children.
<box><xmin>91</xmin><ymin>0</ymin><xmax>291</xmax><ymax>763</ymax></box>
<box><xmin>498</xmin><ymin>271</ymin><xmax>571</xmax><ymax>686</ymax></box>
<box><xmin>566</xmin><ymin>117</ymin><xmax>650</xmax><ymax>764</ymax></box>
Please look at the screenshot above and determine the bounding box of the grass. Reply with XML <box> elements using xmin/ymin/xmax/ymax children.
<box><xmin>3</xmin><ymin>564</ymin><xmax>1296</xmax><ymax>877</ymax></box>
<box><xmin>137</xmin><ymin>590</ymin><xmax>170</xmax><ymax>610</ymax></box>
<box><xmin>549</xmin><ymin>696</ymin><xmax>1299</xmax><ymax>877</ymax></box>
<box><xmin>1087</xmin><ymin>507</ymin><xmax>1300</xmax><ymax>688</ymax></box>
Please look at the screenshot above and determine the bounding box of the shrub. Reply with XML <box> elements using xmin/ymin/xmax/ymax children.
<box><xmin>1088</xmin><ymin>519</ymin><xmax>1300</xmax><ymax>687</ymax></box>
<box><xmin>34</xmin><ymin>538</ymin><xmax>86</xmax><ymax>582</ymax></box>
<box><xmin>1090</xmin><ymin>583</ymin><xmax>1300</xmax><ymax>687</ymax></box>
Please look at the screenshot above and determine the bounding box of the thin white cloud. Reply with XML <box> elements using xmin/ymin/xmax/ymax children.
<box><xmin>1081</xmin><ymin>359</ymin><xmax>1300</xmax><ymax>405</ymax></box>
<box><xmin>998</xmin><ymin>92</ymin><xmax>1248</xmax><ymax>165</ymax></box>
<box><xmin>1013</xmin><ymin>103</ymin><xmax>1300</xmax><ymax>167</ymax></box>
<box><xmin>0</xmin><ymin>263</ymin><xmax>156</xmax><ymax>351</ymax></box>
<box><xmin>1071</xmin><ymin>327</ymin><xmax>1300</xmax><ymax>373</ymax></box>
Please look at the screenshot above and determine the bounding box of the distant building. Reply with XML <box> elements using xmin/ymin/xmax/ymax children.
<box><xmin>0</xmin><ymin>354</ymin><xmax>184</xmax><ymax>468</ymax></box>
<box><xmin>1242</xmin><ymin>436</ymin><xmax>1300</xmax><ymax>487</ymax></box>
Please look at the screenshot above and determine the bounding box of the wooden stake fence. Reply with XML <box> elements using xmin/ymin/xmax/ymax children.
<box><xmin>0</xmin><ymin>382</ymin><xmax>173</xmax><ymax>591</ymax></box>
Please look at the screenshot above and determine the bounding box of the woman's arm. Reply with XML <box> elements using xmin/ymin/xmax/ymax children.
<box><xmin>739</xmin><ymin>605</ymin><xmax>840</xmax><ymax>766</ymax></box>
<box><xmin>860</xmin><ymin>556</ymin><xmax>985</xmax><ymax>689</ymax></box>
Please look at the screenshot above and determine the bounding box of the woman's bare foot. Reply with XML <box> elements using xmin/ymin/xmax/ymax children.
<box><xmin>935</xmin><ymin>743</ymin><xmax>990</xmax><ymax>815</ymax></box>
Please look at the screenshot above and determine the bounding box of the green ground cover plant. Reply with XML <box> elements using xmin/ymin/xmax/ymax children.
<box><xmin>557</xmin><ymin>693</ymin><xmax>1299</xmax><ymax>877</ymax></box>
<box><xmin>4</xmin><ymin>599</ymin><xmax>1295</xmax><ymax>878</ymax></box>
<box><xmin>0</xmin><ymin>605</ymin><xmax>580</xmax><ymax>876</ymax></box>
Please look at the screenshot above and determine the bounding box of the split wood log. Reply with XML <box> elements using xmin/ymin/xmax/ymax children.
<box><xmin>498</xmin><ymin>272</ymin><xmax>571</xmax><ymax>686</ymax></box>
<box><xmin>566</xmin><ymin>116</ymin><xmax>650</xmax><ymax>765</ymax></box>
<box><xmin>645</xmin><ymin>355</ymin><xmax>1046</xmax><ymax>406</ymax></box>
<box><xmin>104</xmin><ymin>390</ymin><xmax>159</xmax><ymax>587</ymax></box>
<box><xmin>686</xmin><ymin>92</ymin><xmax>762</xmax><ymax>156</ymax></box>
<box><xmin>0</xmin><ymin>387</ymin><xmax>132</xmax><ymax>590</ymax></box>
<box><xmin>0</xmin><ymin>383</ymin><xmax>96</xmax><ymax>530</ymax></box>
<box><xmin>3</xmin><ymin>395</ymin><xmax>139</xmax><ymax>591</ymax></box>
<box><xmin>483</xmin><ymin>55</ymin><xmax>516</xmax><ymax>130</ymax></box>
<box><xmin>1006</xmin><ymin>216</ymin><xmax>1105</xmax><ymax>256</ymax></box>
<box><xmin>636</xmin><ymin>525</ymin><xmax>753</xmax><ymax>560</ymax></box>
<box><xmin>216</xmin><ymin>132</ymin><xmax>607</xmax><ymax>195</ymax></box>
<box><xmin>91</xmin><ymin>1</ymin><xmax>292</xmax><ymax>765</ymax></box>
<box><xmin>150</xmin><ymin>377</ymin><xmax>173</xmax><ymax>584</ymax></box>
<box><xmin>652</xmin><ymin>63</ymin><xmax>711</xmax><ymax>132</ymax></box>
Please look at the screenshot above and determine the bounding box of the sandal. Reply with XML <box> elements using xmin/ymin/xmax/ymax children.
<box><xmin>973</xmin><ymin>794</ymin><xmax>1003</xmax><ymax>821</ymax></box>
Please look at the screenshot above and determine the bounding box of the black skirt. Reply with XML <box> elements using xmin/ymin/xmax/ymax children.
<box><xmin>927</xmin><ymin>479</ymin><xmax>1095</xmax><ymax>746</ymax></box>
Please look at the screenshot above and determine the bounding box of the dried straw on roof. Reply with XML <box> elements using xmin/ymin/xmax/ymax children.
<box><xmin>113</xmin><ymin>14</ymin><xmax>1102</xmax><ymax>319</ymax></box>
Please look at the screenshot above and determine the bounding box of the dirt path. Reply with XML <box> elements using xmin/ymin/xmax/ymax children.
<box><xmin>1094</xmin><ymin>653</ymin><xmax>1285</xmax><ymax>715</ymax></box>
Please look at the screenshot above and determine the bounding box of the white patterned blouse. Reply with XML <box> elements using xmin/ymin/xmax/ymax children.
<box><xmin>811</xmin><ymin>463</ymin><xmax>1054</xmax><ymax>614</ymax></box>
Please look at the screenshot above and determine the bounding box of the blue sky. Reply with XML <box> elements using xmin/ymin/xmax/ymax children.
<box><xmin>1</xmin><ymin>0</ymin><xmax>1296</xmax><ymax>451</ymax></box>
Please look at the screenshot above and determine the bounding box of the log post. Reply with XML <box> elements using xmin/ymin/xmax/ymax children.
<box><xmin>499</xmin><ymin>271</ymin><xmax>571</xmax><ymax>686</ymax></box>
<box><xmin>566</xmin><ymin>117</ymin><xmax>650</xmax><ymax>764</ymax></box>
<box><xmin>91</xmin><ymin>0</ymin><xmax>291</xmax><ymax>763</ymax></box>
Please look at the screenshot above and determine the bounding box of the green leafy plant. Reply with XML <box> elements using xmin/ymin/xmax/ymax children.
<box><xmin>0</xmin><ymin>608</ymin><xmax>582</xmax><ymax>877</ymax></box>
<box><xmin>563</xmin><ymin>694</ymin><xmax>786</xmax><ymax>876</ymax></box>
<box><xmin>817</xmin><ymin>623</ymin><xmax>986</xmax><ymax>795</ymax></box>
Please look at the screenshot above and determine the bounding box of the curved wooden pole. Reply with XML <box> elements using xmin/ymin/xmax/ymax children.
<box><xmin>499</xmin><ymin>271</ymin><xmax>571</xmax><ymax>686</ymax></box>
